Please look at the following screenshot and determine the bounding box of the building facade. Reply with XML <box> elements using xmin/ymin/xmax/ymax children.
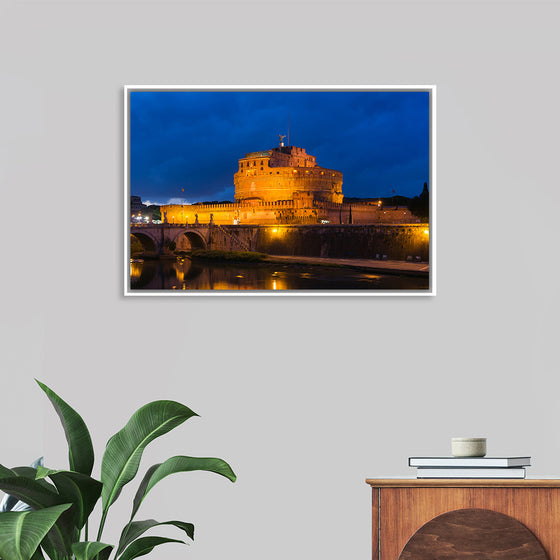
<box><xmin>234</xmin><ymin>145</ymin><xmax>343</xmax><ymax>204</ymax></box>
<box><xmin>160</xmin><ymin>142</ymin><xmax>415</xmax><ymax>226</ymax></box>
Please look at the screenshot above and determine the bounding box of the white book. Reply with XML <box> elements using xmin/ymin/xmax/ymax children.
<box><xmin>416</xmin><ymin>467</ymin><xmax>526</xmax><ymax>479</ymax></box>
<box><xmin>409</xmin><ymin>456</ymin><xmax>531</xmax><ymax>468</ymax></box>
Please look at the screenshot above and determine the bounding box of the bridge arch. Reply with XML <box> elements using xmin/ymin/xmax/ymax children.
<box><xmin>130</xmin><ymin>231</ymin><xmax>158</xmax><ymax>255</ymax></box>
<box><xmin>173</xmin><ymin>230</ymin><xmax>207</xmax><ymax>251</ymax></box>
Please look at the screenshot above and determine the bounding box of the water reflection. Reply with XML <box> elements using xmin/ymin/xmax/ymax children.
<box><xmin>130</xmin><ymin>258</ymin><xmax>428</xmax><ymax>291</ymax></box>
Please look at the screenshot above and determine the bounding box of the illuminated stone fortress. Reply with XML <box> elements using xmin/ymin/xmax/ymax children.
<box><xmin>235</xmin><ymin>140</ymin><xmax>343</xmax><ymax>204</ymax></box>
<box><xmin>160</xmin><ymin>138</ymin><xmax>413</xmax><ymax>225</ymax></box>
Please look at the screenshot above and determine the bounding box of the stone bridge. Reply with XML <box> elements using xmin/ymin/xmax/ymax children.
<box><xmin>130</xmin><ymin>223</ymin><xmax>263</xmax><ymax>254</ymax></box>
<box><xmin>130</xmin><ymin>223</ymin><xmax>430</xmax><ymax>261</ymax></box>
<box><xmin>130</xmin><ymin>223</ymin><xmax>212</xmax><ymax>255</ymax></box>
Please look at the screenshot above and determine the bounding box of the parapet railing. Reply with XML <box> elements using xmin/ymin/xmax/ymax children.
<box><xmin>152</xmin><ymin>200</ymin><xmax>414</xmax><ymax>215</ymax></box>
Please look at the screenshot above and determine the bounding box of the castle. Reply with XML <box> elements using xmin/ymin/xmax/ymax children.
<box><xmin>234</xmin><ymin>143</ymin><xmax>343</xmax><ymax>204</ymax></box>
<box><xmin>159</xmin><ymin>139</ymin><xmax>414</xmax><ymax>225</ymax></box>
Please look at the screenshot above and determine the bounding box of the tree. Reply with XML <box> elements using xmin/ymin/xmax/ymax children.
<box><xmin>408</xmin><ymin>182</ymin><xmax>429</xmax><ymax>222</ymax></box>
<box><xmin>147</xmin><ymin>205</ymin><xmax>161</xmax><ymax>221</ymax></box>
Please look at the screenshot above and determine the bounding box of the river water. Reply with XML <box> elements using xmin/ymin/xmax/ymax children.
<box><xmin>130</xmin><ymin>258</ymin><xmax>429</xmax><ymax>292</ymax></box>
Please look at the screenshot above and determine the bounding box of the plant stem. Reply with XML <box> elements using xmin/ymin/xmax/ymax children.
<box><xmin>120</xmin><ymin>517</ymin><xmax>134</xmax><ymax>550</ymax></box>
<box><xmin>97</xmin><ymin>510</ymin><xmax>108</xmax><ymax>541</ymax></box>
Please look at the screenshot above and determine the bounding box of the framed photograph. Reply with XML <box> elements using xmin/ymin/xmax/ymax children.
<box><xmin>124</xmin><ymin>86</ymin><xmax>435</xmax><ymax>296</ymax></box>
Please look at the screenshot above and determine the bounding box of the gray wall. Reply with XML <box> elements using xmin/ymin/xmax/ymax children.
<box><xmin>2</xmin><ymin>1</ymin><xmax>559</xmax><ymax>559</ymax></box>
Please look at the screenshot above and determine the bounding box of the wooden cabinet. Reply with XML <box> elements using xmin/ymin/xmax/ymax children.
<box><xmin>365</xmin><ymin>479</ymin><xmax>560</xmax><ymax>559</ymax></box>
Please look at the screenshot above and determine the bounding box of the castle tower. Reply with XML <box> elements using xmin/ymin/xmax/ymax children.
<box><xmin>234</xmin><ymin>145</ymin><xmax>343</xmax><ymax>204</ymax></box>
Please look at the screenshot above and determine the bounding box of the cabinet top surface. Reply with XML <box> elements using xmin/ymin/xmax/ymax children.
<box><xmin>365</xmin><ymin>478</ymin><xmax>560</xmax><ymax>488</ymax></box>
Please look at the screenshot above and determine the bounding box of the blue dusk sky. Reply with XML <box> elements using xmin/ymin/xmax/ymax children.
<box><xmin>129</xmin><ymin>89</ymin><xmax>430</xmax><ymax>205</ymax></box>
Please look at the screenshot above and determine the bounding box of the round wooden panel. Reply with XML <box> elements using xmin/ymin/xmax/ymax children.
<box><xmin>398</xmin><ymin>508</ymin><xmax>547</xmax><ymax>560</ymax></box>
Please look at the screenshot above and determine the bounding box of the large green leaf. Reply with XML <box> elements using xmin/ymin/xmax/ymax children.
<box><xmin>37</xmin><ymin>534</ymin><xmax>57</xmax><ymax>560</ymax></box>
<box><xmin>0</xmin><ymin>474</ymin><xmax>76</xmax><ymax>558</ymax></box>
<box><xmin>0</xmin><ymin>503</ymin><xmax>71</xmax><ymax>560</ymax></box>
<box><xmin>0</xmin><ymin>476</ymin><xmax>61</xmax><ymax>510</ymax></box>
<box><xmin>117</xmin><ymin>519</ymin><xmax>194</xmax><ymax>556</ymax></box>
<box><xmin>11</xmin><ymin>468</ymin><xmax>40</xmax><ymax>479</ymax></box>
<box><xmin>12</xmin><ymin>467</ymin><xmax>57</xmax><ymax>494</ymax></box>
<box><xmin>118</xmin><ymin>536</ymin><xmax>185</xmax><ymax>560</ymax></box>
<box><xmin>0</xmin><ymin>465</ymin><xmax>15</xmax><ymax>478</ymax></box>
<box><xmin>30</xmin><ymin>546</ymin><xmax>44</xmax><ymax>560</ymax></box>
<box><xmin>0</xmin><ymin>466</ymin><xmax>19</xmax><ymax>513</ymax></box>
<box><xmin>36</xmin><ymin>467</ymin><xmax>102</xmax><ymax>529</ymax></box>
<box><xmin>71</xmin><ymin>541</ymin><xmax>113</xmax><ymax>560</ymax></box>
<box><xmin>39</xmin><ymin>523</ymin><xmax>79</xmax><ymax>560</ymax></box>
<box><xmin>130</xmin><ymin>456</ymin><xmax>236</xmax><ymax>521</ymax></box>
<box><xmin>36</xmin><ymin>380</ymin><xmax>94</xmax><ymax>476</ymax></box>
<box><xmin>100</xmin><ymin>401</ymin><xmax>197</xmax><ymax>513</ymax></box>
<box><xmin>1</xmin><ymin>465</ymin><xmax>56</xmax><ymax>515</ymax></box>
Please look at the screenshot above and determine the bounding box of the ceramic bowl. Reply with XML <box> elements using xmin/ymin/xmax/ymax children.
<box><xmin>451</xmin><ymin>437</ymin><xmax>487</xmax><ymax>457</ymax></box>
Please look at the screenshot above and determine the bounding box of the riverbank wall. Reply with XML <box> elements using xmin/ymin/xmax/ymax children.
<box><xmin>208</xmin><ymin>224</ymin><xmax>430</xmax><ymax>261</ymax></box>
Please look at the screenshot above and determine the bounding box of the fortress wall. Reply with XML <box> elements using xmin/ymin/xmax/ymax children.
<box><xmin>349</xmin><ymin>206</ymin><xmax>414</xmax><ymax>224</ymax></box>
<box><xmin>321</xmin><ymin>205</ymin><xmax>416</xmax><ymax>225</ymax></box>
<box><xmin>134</xmin><ymin>223</ymin><xmax>429</xmax><ymax>261</ymax></box>
<box><xmin>237</xmin><ymin>206</ymin><xmax>284</xmax><ymax>224</ymax></box>
<box><xmin>252</xmin><ymin>224</ymin><xmax>430</xmax><ymax>261</ymax></box>
<box><xmin>234</xmin><ymin>167</ymin><xmax>343</xmax><ymax>203</ymax></box>
<box><xmin>161</xmin><ymin>203</ymin><xmax>298</xmax><ymax>226</ymax></box>
<box><xmin>161</xmin><ymin>205</ymin><xmax>237</xmax><ymax>225</ymax></box>
<box><xmin>209</xmin><ymin>226</ymin><xmax>260</xmax><ymax>252</ymax></box>
<box><xmin>160</xmin><ymin>203</ymin><xmax>417</xmax><ymax>226</ymax></box>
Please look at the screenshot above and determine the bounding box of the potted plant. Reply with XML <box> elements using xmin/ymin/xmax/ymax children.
<box><xmin>0</xmin><ymin>380</ymin><xmax>236</xmax><ymax>560</ymax></box>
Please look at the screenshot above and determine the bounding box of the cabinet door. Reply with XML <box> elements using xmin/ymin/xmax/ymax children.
<box><xmin>398</xmin><ymin>508</ymin><xmax>546</xmax><ymax>559</ymax></box>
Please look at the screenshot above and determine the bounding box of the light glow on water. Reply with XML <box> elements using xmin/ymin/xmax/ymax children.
<box><xmin>130</xmin><ymin>258</ymin><xmax>428</xmax><ymax>292</ymax></box>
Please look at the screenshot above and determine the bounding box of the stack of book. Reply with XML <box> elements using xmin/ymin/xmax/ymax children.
<box><xmin>409</xmin><ymin>456</ymin><xmax>531</xmax><ymax>478</ymax></box>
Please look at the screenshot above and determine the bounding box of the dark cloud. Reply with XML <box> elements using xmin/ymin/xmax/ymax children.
<box><xmin>129</xmin><ymin>90</ymin><xmax>430</xmax><ymax>204</ymax></box>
